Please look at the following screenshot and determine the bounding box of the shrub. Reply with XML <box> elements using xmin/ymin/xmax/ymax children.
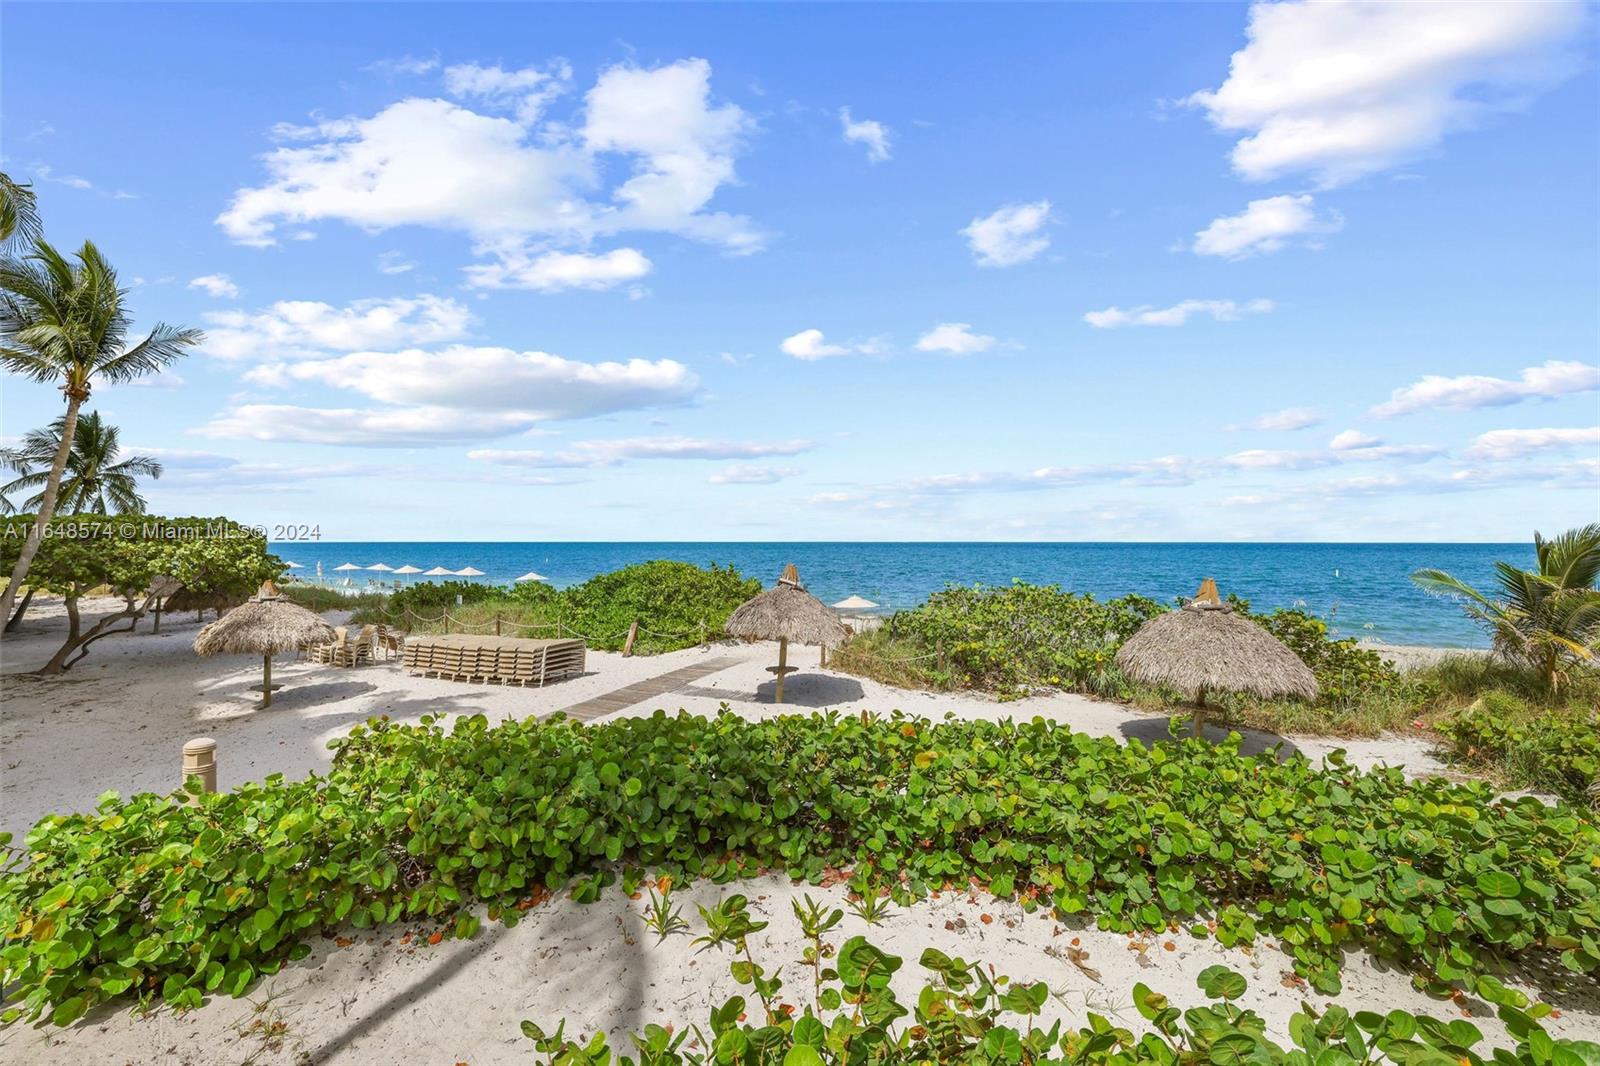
<box><xmin>1439</xmin><ymin>692</ymin><xmax>1600</xmax><ymax>806</ymax></box>
<box><xmin>839</xmin><ymin>582</ymin><xmax>1165</xmax><ymax>698</ymax></box>
<box><xmin>364</xmin><ymin>562</ymin><xmax>761</xmax><ymax>652</ymax></box>
<box><xmin>1227</xmin><ymin>596</ymin><xmax>1403</xmax><ymax>705</ymax></box>
<box><xmin>524</xmin><ymin>910</ymin><xmax>1597</xmax><ymax>1066</ymax></box>
<box><xmin>3</xmin><ymin>710</ymin><xmax>1596</xmax><ymax>1025</ymax></box>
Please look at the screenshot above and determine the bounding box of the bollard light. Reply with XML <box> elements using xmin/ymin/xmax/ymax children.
<box><xmin>182</xmin><ymin>737</ymin><xmax>218</xmax><ymax>795</ymax></box>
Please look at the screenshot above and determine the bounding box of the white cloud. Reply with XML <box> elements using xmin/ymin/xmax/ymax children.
<box><xmin>961</xmin><ymin>200</ymin><xmax>1052</xmax><ymax>267</ymax></box>
<box><xmin>469</xmin><ymin>436</ymin><xmax>813</xmax><ymax>468</ymax></box>
<box><xmin>839</xmin><ymin>107</ymin><xmax>891</xmax><ymax>163</ymax></box>
<box><xmin>781</xmin><ymin>329</ymin><xmax>851</xmax><ymax>360</ymax></box>
<box><xmin>443</xmin><ymin>60</ymin><xmax>571</xmax><ymax>124</ymax></box>
<box><xmin>218</xmin><ymin>58</ymin><xmax>763</xmax><ymax>276</ymax></box>
<box><xmin>1084</xmin><ymin>298</ymin><xmax>1272</xmax><ymax>328</ymax></box>
<box><xmin>188</xmin><ymin>274</ymin><xmax>240</xmax><ymax>298</ymax></box>
<box><xmin>463</xmin><ymin>247</ymin><xmax>651</xmax><ymax>292</ymax></box>
<box><xmin>195</xmin><ymin>405</ymin><xmax>543</xmax><ymax>446</ymax></box>
<box><xmin>915</xmin><ymin>322</ymin><xmax>995</xmax><ymax>355</ymax></box>
<box><xmin>366</xmin><ymin>55</ymin><xmax>439</xmax><ymax>77</ymax></box>
<box><xmin>1466</xmin><ymin>426</ymin><xmax>1600</xmax><ymax>460</ymax></box>
<box><xmin>1187</xmin><ymin>0</ymin><xmax>1588</xmax><ymax>186</ymax></box>
<box><xmin>1192</xmin><ymin>194</ymin><xmax>1342</xmax><ymax>258</ymax></box>
<box><xmin>246</xmin><ymin>345</ymin><xmax>698</xmax><ymax>419</ymax></box>
<box><xmin>1253</xmin><ymin>407</ymin><xmax>1323</xmax><ymax>431</ymax></box>
<box><xmin>1372</xmin><ymin>360</ymin><xmax>1600</xmax><ymax>417</ymax></box>
<box><xmin>376</xmin><ymin>251</ymin><xmax>415</xmax><ymax>275</ymax></box>
<box><xmin>202</xmin><ymin>294</ymin><xmax>473</xmax><ymax>360</ymax></box>
<box><xmin>1329</xmin><ymin>429</ymin><xmax>1382</xmax><ymax>450</ymax></box>
<box><xmin>709</xmin><ymin>465</ymin><xmax>799</xmax><ymax>485</ymax></box>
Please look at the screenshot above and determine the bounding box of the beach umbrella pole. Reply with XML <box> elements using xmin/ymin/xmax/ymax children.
<box><xmin>261</xmin><ymin>653</ymin><xmax>272</xmax><ymax>708</ymax></box>
<box><xmin>775</xmin><ymin>638</ymin><xmax>788</xmax><ymax>703</ymax></box>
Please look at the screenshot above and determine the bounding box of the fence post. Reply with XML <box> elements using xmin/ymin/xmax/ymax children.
<box><xmin>820</xmin><ymin>644</ymin><xmax>828</xmax><ymax>668</ymax></box>
<box><xmin>443</xmin><ymin>609</ymin><xmax>450</xmax><ymax>635</ymax></box>
<box><xmin>622</xmin><ymin>620</ymin><xmax>639</xmax><ymax>657</ymax></box>
<box><xmin>937</xmin><ymin>641</ymin><xmax>946</xmax><ymax>671</ymax></box>
<box><xmin>495</xmin><ymin>613</ymin><xmax>502</xmax><ymax>636</ymax></box>
<box><xmin>182</xmin><ymin>737</ymin><xmax>217</xmax><ymax>799</ymax></box>
<box><xmin>404</xmin><ymin>605</ymin><xmax>413</xmax><ymax>632</ymax></box>
<box><xmin>699</xmin><ymin>620</ymin><xmax>707</xmax><ymax>647</ymax></box>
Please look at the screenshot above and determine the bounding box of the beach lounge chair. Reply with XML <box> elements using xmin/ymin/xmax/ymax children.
<box><xmin>374</xmin><ymin>624</ymin><xmax>403</xmax><ymax>661</ymax></box>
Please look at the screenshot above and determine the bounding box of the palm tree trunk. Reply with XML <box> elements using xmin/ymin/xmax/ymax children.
<box><xmin>0</xmin><ymin>397</ymin><xmax>81</xmax><ymax>631</ymax></box>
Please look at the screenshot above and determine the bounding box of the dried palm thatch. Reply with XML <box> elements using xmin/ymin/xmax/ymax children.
<box><xmin>726</xmin><ymin>564</ymin><xmax>848</xmax><ymax>702</ymax></box>
<box><xmin>1116</xmin><ymin>579</ymin><xmax>1317</xmax><ymax>735</ymax></box>
<box><xmin>194</xmin><ymin>580</ymin><xmax>336</xmax><ymax>707</ymax></box>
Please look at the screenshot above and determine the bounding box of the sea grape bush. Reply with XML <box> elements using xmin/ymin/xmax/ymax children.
<box><xmin>3</xmin><ymin>709</ymin><xmax>1598</xmax><ymax>1027</ymax></box>
<box><xmin>1440</xmin><ymin>691</ymin><xmax>1600</xmax><ymax>807</ymax></box>
<box><xmin>373</xmin><ymin>561</ymin><xmax>762</xmax><ymax>652</ymax></box>
<box><xmin>1226</xmin><ymin>594</ymin><xmax>1403</xmax><ymax>705</ymax></box>
<box><xmin>875</xmin><ymin>581</ymin><xmax>1166</xmax><ymax>697</ymax></box>
<box><xmin>523</xmin><ymin>916</ymin><xmax>1599</xmax><ymax>1066</ymax></box>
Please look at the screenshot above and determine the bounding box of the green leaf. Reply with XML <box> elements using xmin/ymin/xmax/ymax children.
<box><xmin>1198</xmin><ymin>965</ymin><xmax>1248</xmax><ymax>1001</ymax></box>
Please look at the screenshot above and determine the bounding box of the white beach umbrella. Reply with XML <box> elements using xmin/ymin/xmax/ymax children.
<box><xmin>454</xmin><ymin>566</ymin><xmax>486</xmax><ymax>577</ymax></box>
<box><xmin>333</xmin><ymin>563</ymin><xmax>363</xmax><ymax>572</ymax></box>
<box><xmin>832</xmin><ymin>595</ymin><xmax>879</xmax><ymax>610</ymax></box>
<box><xmin>284</xmin><ymin>561</ymin><xmax>304</xmax><ymax>569</ymax></box>
<box><xmin>422</xmin><ymin>566</ymin><xmax>454</xmax><ymax>577</ymax></box>
<box><xmin>367</xmin><ymin>563</ymin><xmax>395</xmax><ymax>572</ymax></box>
<box><xmin>515</xmin><ymin>571</ymin><xmax>547</xmax><ymax>582</ymax></box>
<box><xmin>393</xmin><ymin>565</ymin><xmax>423</xmax><ymax>575</ymax></box>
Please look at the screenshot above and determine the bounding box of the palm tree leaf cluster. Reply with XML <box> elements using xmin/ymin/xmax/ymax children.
<box><xmin>1</xmin><ymin>411</ymin><xmax>162</xmax><ymax>515</ymax></box>
<box><xmin>1413</xmin><ymin>524</ymin><xmax>1600</xmax><ymax>691</ymax></box>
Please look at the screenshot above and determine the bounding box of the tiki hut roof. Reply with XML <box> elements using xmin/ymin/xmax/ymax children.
<box><xmin>1115</xmin><ymin>598</ymin><xmax>1318</xmax><ymax>703</ymax></box>
<box><xmin>193</xmin><ymin>580</ymin><xmax>336</xmax><ymax>657</ymax></box>
<box><xmin>726</xmin><ymin>564</ymin><xmax>849</xmax><ymax>646</ymax></box>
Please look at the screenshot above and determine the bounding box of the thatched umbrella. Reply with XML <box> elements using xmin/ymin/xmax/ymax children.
<box><xmin>726</xmin><ymin>564</ymin><xmax>848</xmax><ymax>702</ymax></box>
<box><xmin>1115</xmin><ymin>578</ymin><xmax>1317</xmax><ymax>736</ymax></box>
<box><xmin>194</xmin><ymin>580</ymin><xmax>336</xmax><ymax>708</ymax></box>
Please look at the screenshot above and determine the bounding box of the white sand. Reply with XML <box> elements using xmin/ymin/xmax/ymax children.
<box><xmin>2</xmin><ymin>597</ymin><xmax>1592</xmax><ymax>1063</ymax></box>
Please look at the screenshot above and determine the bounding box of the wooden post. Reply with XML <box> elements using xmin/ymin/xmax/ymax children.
<box><xmin>261</xmin><ymin>654</ymin><xmax>273</xmax><ymax>708</ymax></box>
<box><xmin>937</xmin><ymin>641</ymin><xmax>946</xmax><ymax>671</ymax></box>
<box><xmin>775</xmin><ymin>637</ymin><xmax>789</xmax><ymax>703</ymax></box>
<box><xmin>1193</xmin><ymin>687</ymin><xmax>1207</xmax><ymax>739</ymax></box>
<box><xmin>152</xmin><ymin>599</ymin><xmax>162</xmax><ymax>635</ymax></box>
<box><xmin>443</xmin><ymin>609</ymin><xmax>450</xmax><ymax>635</ymax></box>
<box><xmin>699</xmin><ymin>620</ymin><xmax>707</xmax><ymax>647</ymax></box>
<box><xmin>495</xmin><ymin>613</ymin><xmax>502</xmax><ymax>636</ymax></box>
<box><xmin>182</xmin><ymin>737</ymin><xmax>217</xmax><ymax>797</ymax></box>
<box><xmin>622</xmin><ymin>620</ymin><xmax>639</xmax><ymax>656</ymax></box>
<box><xmin>820</xmin><ymin>644</ymin><xmax>828</xmax><ymax>668</ymax></box>
<box><xmin>404</xmin><ymin>605</ymin><xmax>413</xmax><ymax>632</ymax></box>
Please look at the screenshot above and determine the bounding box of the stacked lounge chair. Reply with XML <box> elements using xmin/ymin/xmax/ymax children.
<box><xmin>402</xmin><ymin>634</ymin><xmax>585</xmax><ymax>686</ymax></box>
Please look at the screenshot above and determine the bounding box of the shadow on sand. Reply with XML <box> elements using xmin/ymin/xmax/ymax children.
<box><xmin>1117</xmin><ymin>716</ymin><xmax>1303</xmax><ymax>761</ymax></box>
<box><xmin>740</xmin><ymin>673</ymin><xmax>867</xmax><ymax>708</ymax></box>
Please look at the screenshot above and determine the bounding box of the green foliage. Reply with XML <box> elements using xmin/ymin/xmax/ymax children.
<box><xmin>0</xmin><ymin>514</ymin><xmax>279</xmax><ymax>603</ymax></box>
<box><xmin>5</xmin><ymin>709</ymin><xmax>1598</xmax><ymax>1026</ymax></box>
<box><xmin>1227</xmin><ymin>594</ymin><xmax>1403</xmax><ymax>705</ymax></box>
<box><xmin>364</xmin><ymin>561</ymin><xmax>762</xmax><ymax>652</ymax></box>
<box><xmin>522</xmin><ymin>930</ymin><xmax>1598</xmax><ymax>1065</ymax></box>
<box><xmin>838</xmin><ymin>581</ymin><xmax>1165</xmax><ymax>698</ymax></box>
<box><xmin>278</xmin><ymin>585</ymin><xmax>387</xmax><ymax>614</ymax></box>
<box><xmin>1440</xmin><ymin>692</ymin><xmax>1600</xmax><ymax>806</ymax></box>
<box><xmin>1414</xmin><ymin>524</ymin><xmax>1600</xmax><ymax>692</ymax></box>
<box><xmin>1</xmin><ymin>411</ymin><xmax>162</xmax><ymax>515</ymax></box>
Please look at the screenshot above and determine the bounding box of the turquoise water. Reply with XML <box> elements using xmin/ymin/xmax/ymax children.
<box><xmin>268</xmin><ymin>541</ymin><xmax>1531</xmax><ymax>648</ymax></box>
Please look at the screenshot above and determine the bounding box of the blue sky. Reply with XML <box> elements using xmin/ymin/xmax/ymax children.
<box><xmin>3</xmin><ymin>1</ymin><xmax>1596</xmax><ymax>541</ymax></box>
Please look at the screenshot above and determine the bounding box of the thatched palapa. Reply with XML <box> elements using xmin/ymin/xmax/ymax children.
<box><xmin>726</xmin><ymin>564</ymin><xmax>847</xmax><ymax>702</ymax></box>
<box><xmin>1115</xmin><ymin>578</ymin><xmax>1317</xmax><ymax>734</ymax></box>
<box><xmin>194</xmin><ymin>580</ymin><xmax>336</xmax><ymax>707</ymax></box>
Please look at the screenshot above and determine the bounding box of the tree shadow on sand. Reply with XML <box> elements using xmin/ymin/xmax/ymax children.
<box><xmin>1117</xmin><ymin>716</ymin><xmax>1303</xmax><ymax>761</ymax></box>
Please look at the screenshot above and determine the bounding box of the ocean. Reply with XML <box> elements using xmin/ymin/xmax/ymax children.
<box><xmin>267</xmin><ymin>541</ymin><xmax>1531</xmax><ymax>649</ymax></box>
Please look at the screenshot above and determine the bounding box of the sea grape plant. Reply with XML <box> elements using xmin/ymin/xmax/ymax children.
<box><xmin>522</xmin><ymin>930</ymin><xmax>1600</xmax><ymax>1066</ymax></box>
<box><xmin>2</xmin><ymin>709</ymin><xmax>1597</xmax><ymax>1028</ymax></box>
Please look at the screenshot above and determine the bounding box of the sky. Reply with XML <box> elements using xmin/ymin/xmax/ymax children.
<box><xmin>2</xmin><ymin>1</ymin><xmax>1597</xmax><ymax>542</ymax></box>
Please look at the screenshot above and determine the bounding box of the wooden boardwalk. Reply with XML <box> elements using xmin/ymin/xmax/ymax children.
<box><xmin>559</xmin><ymin>655</ymin><xmax>743</xmax><ymax>721</ymax></box>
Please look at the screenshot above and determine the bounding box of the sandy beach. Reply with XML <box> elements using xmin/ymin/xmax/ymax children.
<box><xmin>1</xmin><ymin>597</ymin><xmax>1591</xmax><ymax>1064</ymax></box>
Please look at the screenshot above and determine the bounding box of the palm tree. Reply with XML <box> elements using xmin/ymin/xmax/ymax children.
<box><xmin>0</xmin><ymin>240</ymin><xmax>201</xmax><ymax>625</ymax></box>
<box><xmin>1413</xmin><ymin>524</ymin><xmax>1600</xmax><ymax>691</ymax></box>
<box><xmin>3</xmin><ymin>412</ymin><xmax>163</xmax><ymax>514</ymax></box>
<box><xmin>0</xmin><ymin>172</ymin><xmax>42</xmax><ymax>253</ymax></box>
